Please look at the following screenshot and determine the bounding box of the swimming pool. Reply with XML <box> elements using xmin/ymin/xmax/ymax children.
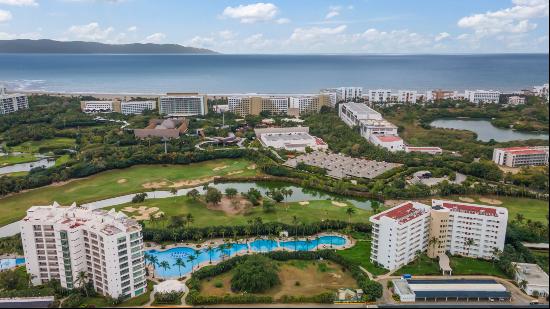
<box><xmin>0</xmin><ymin>258</ymin><xmax>25</xmax><ymax>270</ymax></box>
<box><xmin>146</xmin><ymin>235</ymin><xmax>347</xmax><ymax>279</ymax></box>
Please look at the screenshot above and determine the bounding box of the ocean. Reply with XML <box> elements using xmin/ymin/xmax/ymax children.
<box><xmin>0</xmin><ymin>54</ymin><xmax>548</xmax><ymax>94</ymax></box>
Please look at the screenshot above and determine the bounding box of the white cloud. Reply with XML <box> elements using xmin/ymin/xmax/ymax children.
<box><xmin>243</xmin><ymin>33</ymin><xmax>272</xmax><ymax>49</ymax></box>
<box><xmin>0</xmin><ymin>0</ymin><xmax>37</xmax><ymax>6</ymax></box>
<box><xmin>289</xmin><ymin>25</ymin><xmax>347</xmax><ymax>43</ymax></box>
<box><xmin>67</xmin><ymin>22</ymin><xmax>114</xmax><ymax>41</ymax></box>
<box><xmin>458</xmin><ymin>0</ymin><xmax>548</xmax><ymax>36</ymax></box>
<box><xmin>222</xmin><ymin>2</ymin><xmax>279</xmax><ymax>23</ymax></box>
<box><xmin>127</xmin><ymin>26</ymin><xmax>137</xmax><ymax>32</ymax></box>
<box><xmin>435</xmin><ymin>32</ymin><xmax>451</xmax><ymax>41</ymax></box>
<box><xmin>325</xmin><ymin>6</ymin><xmax>341</xmax><ymax>19</ymax></box>
<box><xmin>218</xmin><ymin>30</ymin><xmax>236</xmax><ymax>40</ymax></box>
<box><xmin>0</xmin><ymin>9</ymin><xmax>12</xmax><ymax>22</ymax></box>
<box><xmin>276</xmin><ymin>17</ymin><xmax>290</xmax><ymax>24</ymax></box>
<box><xmin>141</xmin><ymin>32</ymin><xmax>166</xmax><ymax>43</ymax></box>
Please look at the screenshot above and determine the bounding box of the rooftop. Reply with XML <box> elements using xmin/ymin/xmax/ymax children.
<box><xmin>374</xmin><ymin>135</ymin><xmax>403</xmax><ymax>143</ymax></box>
<box><xmin>441</xmin><ymin>201</ymin><xmax>499</xmax><ymax>217</ymax></box>
<box><xmin>372</xmin><ymin>202</ymin><xmax>429</xmax><ymax>224</ymax></box>
<box><xmin>342</xmin><ymin>102</ymin><xmax>380</xmax><ymax>116</ymax></box>
<box><xmin>513</xmin><ymin>263</ymin><xmax>549</xmax><ymax>287</ymax></box>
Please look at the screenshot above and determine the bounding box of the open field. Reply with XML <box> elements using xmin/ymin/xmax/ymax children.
<box><xmin>395</xmin><ymin>254</ymin><xmax>507</xmax><ymax>278</ymax></box>
<box><xmin>530</xmin><ymin>250</ymin><xmax>549</xmax><ymax>273</ymax></box>
<box><xmin>9</xmin><ymin>137</ymin><xmax>76</xmax><ymax>153</ymax></box>
<box><xmin>337</xmin><ymin>233</ymin><xmax>388</xmax><ymax>277</ymax></box>
<box><xmin>115</xmin><ymin>198</ymin><xmax>371</xmax><ymax>227</ymax></box>
<box><xmin>0</xmin><ymin>153</ymin><xmax>37</xmax><ymax>166</ymax></box>
<box><xmin>0</xmin><ymin>159</ymin><xmax>259</xmax><ymax>227</ymax></box>
<box><xmin>200</xmin><ymin>260</ymin><xmax>356</xmax><ymax>299</ymax></box>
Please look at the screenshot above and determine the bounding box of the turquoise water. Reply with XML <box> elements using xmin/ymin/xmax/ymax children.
<box><xmin>147</xmin><ymin>235</ymin><xmax>346</xmax><ymax>279</ymax></box>
<box><xmin>0</xmin><ymin>258</ymin><xmax>25</xmax><ymax>270</ymax></box>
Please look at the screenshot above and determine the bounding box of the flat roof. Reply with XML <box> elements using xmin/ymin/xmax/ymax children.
<box><xmin>414</xmin><ymin>291</ymin><xmax>511</xmax><ymax>299</ymax></box>
<box><xmin>373</xmin><ymin>202</ymin><xmax>428</xmax><ymax>224</ymax></box>
<box><xmin>342</xmin><ymin>102</ymin><xmax>380</xmax><ymax>116</ymax></box>
<box><xmin>514</xmin><ymin>263</ymin><xmax>549</xmax><ymax>287</ymax></box>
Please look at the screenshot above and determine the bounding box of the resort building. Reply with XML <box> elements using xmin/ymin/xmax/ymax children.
<box><xmin>398</xmin><ymin>90</ymin><xmax>418</xmax><ymax>104</ymax></box>
<box><xmin>368</xmin><ymin>89</ymin><xmax>392</xmax><ymax>103</ymax></box>
<box><xmin>370</xmin><ymin>199</ymin><xmax>508</xmax><ymax>271</ymax></box>
<box><xmin>134</xmin><ymin>118</ymin><xmax>189</xmax><ymax>139</ymax></box>
<box><xmin>492</xmin><ymin>146</ymin><xmax>549</xmax><ymax>167</ymax></box>
<box><xmin>336</xmin><ymin>87</ymin><xmax>363</xmax><ymax>102</ymax></box>
<box><xmin>228</xmin><ymin>94</ymin><xmax>329</xmax><ymax>117</ymax></box>
<box><xmin>0</xmin><ymin>87</ymin><xmax>28</xmax><ymax>115</ymax></box>
<box><xmin>339</xmin><ymin>102</ymin><xmax>383</xmax><ymax>127</ymax></box>
<box><xmin>369</xmin><ymin>135</ymin><xmax>404</xmax><ymax>152</ymax></box>
<box><xmin>464</xmin><ymin>90</ymin><xmax>501</xmax><ymax>104</ymax></box>
<box><xmin>429</xmin><ymin>89</ymin><xmax>458</xmax><ymax>101</ymax></box>
<box><xmin>159</xmin><ymin>93</ymin><xmax>207</xmax><ymax>116</ymax></box>
<box><xmin>254</xmin><ymin>127</ymin><xmax>328</xmax><ymax>152</ymax></box>
<box><xmin>533</xmin><ymin>83</ymin><xmax>549</xmax><ymax>101</ymax></box>
<box><xmin>120</xmin><ymin>100</ymin><xmax>157</xmax><ymax>115</ymax></box>
<box><xmin>81</xmin><ymin>100</ymin><xmax>120</xmax><ymax>113</ymax></box>
<box><xmin>289</xmin><ymin>95</ymin><xmax>330</xmax><ymax>114</ymax></box>
<box><xmin>507</xmin><ymin>95</ymin><xmax>526</xmax><ymax>106</ymax></box>
<box><xmin>20</xmin><ymin>203</ymin><xmax>146</xmax><ymax>300</ymax></box>
<box><xmin>370</xmin><ymin>201</ymin><xmax>431</xmax><ymax>270</ymax></box>
<box><xmin>320</xmin><ymin>89</ymin><xmax>338</xmax><ymax>107</ymax></box>
<box><xmin>512</xmin><ymin>263</ymin><xmax>549</xmax><ymax>297</ymax></box>
<box><xmin>405</xmin><ymin>146</ymin><xmax>443</xmax><ymax>155</ymax></box>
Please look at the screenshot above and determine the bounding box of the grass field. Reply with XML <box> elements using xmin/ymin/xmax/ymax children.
<box><xmin>531</xmin><ymin>250</ymin><xmax>549</xmax><ymax>273</ymax></box>
<box><xmin>80</xmin><ymin>280</ymin><xmax>155</xmax><ymax>307</ymax></box>
<box><xmin>9</xmin><ymin>137</ymin><xmax>76</xmax><ymax>153</ymax></box>
<box><xmin>0</xmin><ymin>159</ymin><xmax>259</xmax><ymax>227</ymax></box>
<box><xmin>0</xmin><ymin>153</ymin><xmax>37</xmax><ymax>166</ymax></box>
<box><xmin>395</xmin><ymin>254</ymin><xmax>507</xmax><ymax>278</ymax></box>
<box><xmin>114</xmin><ymin>198</ymin><xmax>371</xmax><ymax>228</ymax></box>
<box><xmin>200</xmin><ymin>260</ymin><xmax>356</xmax><ymax>299</ymax></box>
<box><xmin>337</xmin><ymin>233</ymin><xmax>388</xmax><ymax>277</ymax></box>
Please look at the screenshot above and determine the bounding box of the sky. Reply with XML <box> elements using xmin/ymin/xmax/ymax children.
<box><xmin>0</xmin><ymin>0</ymin><xmax>548</xmax><ymax>54</ymax></box>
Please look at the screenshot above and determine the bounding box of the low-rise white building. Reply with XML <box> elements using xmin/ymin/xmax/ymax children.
<box><xmin>493</xmin><ymin>146</ymin><xmax>549</xmax><ymax>167</ymax></box>
<box><xmin>121</xmin><ymin>100</ymin><xmax>157</xmax><ymax>115</ymax></box>
<box><xmin>465</xmin><ymin>90</ymin><xmax>501</xmax><ymax>104</ymax></box>
<box><xmin>533</xmin><ymin>83</ymin><xmax>549</xmax><ymax>101</ymax></box>
<box><xmin>254</xmin><ymin>127</ymin><xmax>328</xmax><ymax>152</ymax></box>
<box><xmin>513</xmin><ymin>263</ymin><xmax>549</xmax><ymax>297</ymax></box>
<box><xmin>507</xmin><ymin>96</ymin><xmax>526</xmax><ymax>106</ymax></box>
<box><xmin>368</xmin><ymin>89</ymin><xmax>392</xmax><ymax>103</ymax></box>
<box><xmin>338</xmin><ymin>102</ymin><xmax>383</xmax><ymax>127</ymax></box>
<box><xmin>405</xmin><ymin>146</ymin><xmax>443</xmax><ymax>155</ymax></box>
<box><xmin>398</xmin><ymin>90</ymin><xmax>418</xmax><ymax>104</ymax></box>
<box><xmin>80</xmin><ymin>100</ymin><xmax>118</xmax><ymax>113</ymax></box>
<box><xmin>20</xmin><ymin>203</ymin><xmax>146</xmax><ymax>299</ymax></box>
<box><xmin>369</xmin><ymin>135</ymin><xmax>404</xmax><ymax>152</ymax></box>
<box><xmin>0</xmin><ymin>87</ymin><xmax>28</xmax><ymax>115</ymax></box>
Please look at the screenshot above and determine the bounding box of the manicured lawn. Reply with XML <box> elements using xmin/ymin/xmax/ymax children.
<box><xmin>0</xmin><ymin>159</ymin><xmax>259</xmax><ymax>227</ymax></box>
<box><xmin>531</xmin><ymin>250</ymin><xmax>549</xmax><ymax>273</ymax></box>
<box><xmin>80</xmin><ymin>280</ymin><xmax>155</xmax><ymax>307</ymax></box>
<box><xmin>9</xmin><ymin>137</ymin><xmax>76</xmax><ymax>153</ymax></box>
<box><xmin>337</xmin><ymin>236</ymin><xmax>388</xmax><ymax>277</ymax></box>
<box><xmin>200</xmin><ymin>260</ymin><xmax>356</xmax><ymax>299</ymax></box>
<box><xmin>435</xmin><ymin>195</ymin><xmax>549</xmax><ymax>223</ymax></box>
<box><xmin>114</xmin><ymin>198</ymin><xmax>371</xmax><ymax>228</ymax></box>
<box><xmin>0</xmin><ymin>153</ymin><xmax>37</xmax><ymax>166</ymax></box>
<box><xmin>395</xmin><ymin>254</ymin><xmax>508</xmax><ymax>278</ymax></box>
<box><xmin>54</xmin><ymin>154</ymin><xmax>71</xmax><ymax>166</ymax></box>
<box><xmin>394</xmin><ymin>254</ymin><xmax>441</xmax><ymax>276</ymax></box>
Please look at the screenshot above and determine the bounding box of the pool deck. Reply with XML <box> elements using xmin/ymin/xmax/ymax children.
<box><xmin>146</xmin><ymin>232</ymin><xmax>355</xmax><ymax>280</ymax></box>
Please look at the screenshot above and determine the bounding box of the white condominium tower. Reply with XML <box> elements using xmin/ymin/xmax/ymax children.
<box><xmin>0</xmin><ymin>86</ymin><xmax>29</xmax><ymax>115</ymax></box>
<box><xmin>20</xmin><ymin>203</ymin><xmax>146</xmax><ymax>299</ymax></box>
<box><xmin>370</xmin><ymin>199</ymin><xmax>508</xmax><ymax>271</ymax></box>
<box><xmin>159</xmin><ymin>93</ymin><xmax>207</xmax><ymax>116</ymax></box>
<box><xmin>368</xmin><ymin>89</ymin><xmax>392</xmax><ymax>103</ymax></box>
<box><xmin>121</xmin><ymin>100</ymin><xmax>157</xmax><ymax>115</ymax></box>
<box><xmin>337</xmin><ymin>87</ymin><xmax>363</xmax><ymax>102</ymax></box>
<box><xmin>464</xmin><ymin>90</ymin><xmax>501</xmax><ymax>104</ymax></box>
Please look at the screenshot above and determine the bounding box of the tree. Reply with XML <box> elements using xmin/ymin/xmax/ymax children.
<box><xmin>187</xmin><ymin>254</ymin><xmax>197</xmax><ymax>273</ymax></box>
<box><xmin>132</xmin><ymin>192</ymin><xmax>147</xmax><ymax>203</ymax></box>
<box><xmin>464</xmin><ymin>238</ymin><xmax>476</xmax><ymax>256</ymax></box>
<box><xmin>173</xmin><ymin>258</ymin><xmax>186</xmax><ymax>278</ymax></box>
<box><xmin>159</xmin><ymin>261</ymin><xmax>171</xmax><ymax>274</ymax></box>
<box><xmin>147</xmin><ymin>255</ymin><xmax>159</xmax><ymax>278</ymax></box>
<box><xmin>370</xmin><ymin>200</ymin><xmax>381</xmax><ymax>214</ymax></box>
<box><xmin>186</xmin><ymin>189</ymin><xmax>200</xmax><ymax>201</ymax></box>
<box><xmin>263</xmin><ymin>200</ymin><xmax>275</xmax><ymax>213</ymax></box>
<box><xmin>267</xmin><ymin>189</ymin><xmax>284</xmax><ymax>203</ymax></box>
<box><xmin>205</xmin><ymin>187</ymin><xmax>222</xmax><ymax>205</ymax></box>
<box><xmin>75</xmin><ymin>271</ymin><xmax>89</xmax><ymax>297</ymax></box>
<box><xmin>345</xmin><ymin>207</ymin><xmax>356</xmax><ymax>225</ymax></box>
<box><xmin>428</xmin><ymin>236</ymin><xmax>440</xmax><ymax>254</ymax></box>
<box><xmin>515</xmin><ymin>213</ymin><xmax>525</xmax><ymax>224</ymax></box>
<box><xmin>225</xmin><ymin>188</ymin><xmax>238</xmax><ymax>199</ymax></box>
<box><xmin>185</xmin><ymin>213</ymin><xmax>194</xmax><ymax>228</ymax></box>
<box><xmin>231</xmin><ymin>255</ymin><xmax>280</xmax><ymax>293</ymax></box>
<box><xmin>170</xmin><ymin>187</ymin><xmax>178</xmax><ymax>195</ymax></box>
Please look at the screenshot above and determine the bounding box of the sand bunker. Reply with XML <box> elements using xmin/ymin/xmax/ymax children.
<box><xmin>331</xmin><ymin>201</ymin><xmax>348</xmax><ymax>207</ymax></box>
<box><xmin>247</xmin><ymin>164</ymin><xmax>257</xmax><ymax>170</ymax></box>
<box><xmin>459</xmin><ymin>197</ymin><xmax>476</xmax><ymax>203</ymax></box>
<box><xmin>122</xmin><ymin>206</ymin><xmax>160</xmax><ymax>221</ymax></box>
<box><xmin>117</xmin><ymin>179</ymin><xmax>128</xmax><ymax>184</ymax></box>
<box><xmin>298</xmin><ymin>201</ymin><xmax>310</xmax><ymax>206</ymax></box>
<box><xmin>226</xmin><ymin>170</ymin><xmax>244</xmax><ymax>176</ymax></box>
<box><xmin>142</xmin><ymin>181</ymin><xmax>168</xmax><ymax>189</ymax></box>
<box><xmin>479</xmin><ymin>198</ymin><xmax>503</xmax><ymax>205</ymax></box>
<box><xmin>213</xmin><ymin>165</ymin><xmax>228</xmax><ymax>171</ymax></box>
<box><xmin>207</xmin><ymin>196</ymin><xmax>250</xmax><ymax>215</ymax></box>
<box><xmin>170</xmin><ymin>177</ymin><xmax>215</xmax><ymax>188</ymax></box>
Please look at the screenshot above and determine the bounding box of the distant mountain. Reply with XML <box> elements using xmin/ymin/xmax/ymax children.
<box><xmin>0</xmin><ymin>39</ymin><xmax>217</xmax><ymax>54</ymax></box>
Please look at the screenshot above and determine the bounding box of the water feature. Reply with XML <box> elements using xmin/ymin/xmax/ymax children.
<box><xmin>430</xmin><ymin>119</ymin><xmax>549</xmax><ymax>142</ymax></box>
<box><xmin>0</xmin><ymin>157</ymin><xmax>55</xmax><ymax>175</ymax></box>
<box><xmin>0</xmin><ymin>258</ymin><xmax>25</xmax><ymax>270</ymax></box>
<box><xmin>146</xmin><ymin>235</ymin><xmax>348</xmax><ymax>279</ymax></box>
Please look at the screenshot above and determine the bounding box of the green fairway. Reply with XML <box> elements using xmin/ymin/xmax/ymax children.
<box><xmin>9</xmin><ymin>137</ymin><xmax>76</xmax><ymax>153</ymax></box>
<box><xmin>0</xmin><ymin>153</ymin><xmax>37</xmax><ymax>166</ymax></box>
<box><xmin>113</xmin><ymin>197</ymin><xmax>371</xmax><ymax>227</ymax></box>
<box><xmin>0</xmin><ymin>158</ymin><xmax>259</xmax><ymax>227</ymax></box>
<box><xmin>337</xmin><ymin>236</ymin><xmax>388</xmax><ymax>277</ymax></box>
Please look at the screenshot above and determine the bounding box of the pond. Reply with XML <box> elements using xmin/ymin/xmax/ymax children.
<box><xmin>0</xmin><ymin>157</ymin><xmax>55</xmax><ymax>175</ymax></box>
<box><xmin>146</xmin><ymin>235</ymin><xmax>348</xmax><ymax>279</ymax></box>
<box><xmin>430</xmin><ymin>119</ymin><xmax>549</xmax><ymax>142</ymax></box>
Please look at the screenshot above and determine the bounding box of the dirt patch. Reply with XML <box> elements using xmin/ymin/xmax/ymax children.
<box><xmin>213</xmin><ymin>165</ymin><xmax>228</xmax><ymax>171</ymax></box>
<box><xmin>331</xmin><ymin>201</ymin><xmax>348</xmax><ymax>207</ymax></box>
<box><xmin>384</xmin><ymin>199</ymin><xmax>407</xmax><ymax>207</ymax></box>
<box><xmin>459</xmin><ymin>197</ymin><xmax>476</xmax><ymax>203</ymax></box>
<box><xmin>206</xmin><ymin>196</ymin><xmax>251</xmax><ymax>215</ymax></box>
<box><xmin>121</xmin><ymin>206</ymin><xmax>159</xmax><ymax>221</ymax></box>
<box><xmin>247</xmin><ymin>164</ymin><xmax>257</xmax><ymax>170</ymax></box>
<box><xmin>298</xmin><ymin>201</ymin><xmax>310</xmax><ymax>206</ymax></box>
<box><xmin>226</xmin><ymin>170</ymin><xmax>244</xmax><ymax>176</ymax></box>
<box><xmin>170</xmin><ymin>177</ymin><xmax>215</xmax><ymax>188</ymax></box>
<box><xmin>479</xmin><ymin>198</ymin><xmax>503</xmax><ymax>205</ymax></box>
<box><xmin>142</xmin><ymin>181</ymin><xmax>168</xmax><ymax>189</ymax></box>
<box><xmin>117</xmin><ymin>179</ymin><xmax>128</xmax><ymax>184</ymax></box>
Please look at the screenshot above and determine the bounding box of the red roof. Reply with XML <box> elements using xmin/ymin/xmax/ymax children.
<box><xmin>374</xmin><ymin>202</ymin><xmax>427</xmax><ymax>224</ymax></box>
<box><xmin>375</xmin><ymin>135</ymin><xmax>403</xmax><ymax>143</ymax></box>
<box><xmin>442</xmin><ymin>202</ymin><xmax>498</xmax><ymax>217</ymax></box>
<box><xmin>315</xmin><ymin>137</ymin><xmax>327</xmax><ymax>145</ymax></box>
<box><xmin>406</xmin><ymin>147</ymin><xmax>442</xmax><ymax>151</ymax></box>
<box><xmin>501</xmin><ymin>146</ymin><xmax>547</xmax><ymax>155</ymax></box>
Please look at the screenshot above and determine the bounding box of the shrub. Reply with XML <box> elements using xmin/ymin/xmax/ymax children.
<box><xmin>61</xmin><ymin>293</ymin><xmax>83</xmax><ymax>308</ymax></box>
<box><xmin>231</xmin><ymin>255</ymin><xmax>280</xmax><ymax>293</ymax></box>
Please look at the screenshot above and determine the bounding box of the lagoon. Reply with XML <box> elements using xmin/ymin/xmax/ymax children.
<box><xmin>430</xmin><ymin>119</ymin><xmax>549</xmax><ymax>142</ymax></box>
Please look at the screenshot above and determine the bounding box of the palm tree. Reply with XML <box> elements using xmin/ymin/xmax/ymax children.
<box><xmin>173</xmin><ymin>258</ymin><xmax>186</xmax><ymax>278</ymax></box>
<box><xmin>515</xmin><ymin>213</ymin><xmax>525</xmax><ymax>224</ymax></box>
<box><xmin>207</xmin><ymin>245</ymin><xmax>215</xmax><ymax>264</ymax></box>
<box><xmin>464</xmin><ymin>238</ymin><xmax>476</xmax><ymax>256</ymax></box>
<box><xmin>428</xmin><ymin>236</ymin><xmax>440</xmax><ymax>255</ymax></box>
<box><xmin>187</xmin><ymin>255</ymin><xmax>197</xmax><ymax>273</ymax></box>
<box><xmin>159</xmin><ymin>261</ymin><xmax>171</xmax><ymax>275</ymax></box>
<box><xmin>491</xmin><ymin>247</ymin><xmax>502</xmax><ymax>265</ymax></box>
<box><xmin>148</xmin><ymin>255</ymin><xmax>159</xmax><ymax>278</ymax></box>
<box><xmin>186</xmin><ymin>214</ymin><xmax>194</xmax><ymax>228</ymax></box>
<box><xmin>292</xmin><ymin>216</ymin><xmax>299</xmax><ymax>251</ymax></box>
<box><xmin>345</xmin><ymin>207</ymin><xmax>356</xmax><ymax>225</ymax></box>
<box><xmin>519</xmin><ymin>279</ymin><xmax>528</xmax><ymax>291</ymax></box>
<box><xmin>75</xmin><ymin>271</ymin><xmax>89</xmax><ymax>297</ymax></box>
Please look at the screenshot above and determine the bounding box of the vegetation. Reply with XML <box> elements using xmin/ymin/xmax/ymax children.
<box><xmin>231</xmin><ymin>255</ymin><xmax>280</xmax><ymax>293</ymax></box>
<box><xmin>337</xmin><ymin>235</ymin><xmax>387</xmax><ymax>277</ymax></box>
<box><xmin>0</xmin><ymin>234</ymin><xmax>23</xmax><ymax>255</ymax></box>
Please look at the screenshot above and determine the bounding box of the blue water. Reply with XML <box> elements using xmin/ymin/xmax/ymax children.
<box><xmin>0</xmin><ymin>54</ymin><xmax>547</xmax><ymax>93</ymax></box>
<box><xmin>146</xmin><ymin>235</ymin><xmax>346</xmax><ymax>279</ymax></box>
<box><xmin>0</xmin><ymin>258</ymin><xmax>25</xmax><ymax>270</ymax></box>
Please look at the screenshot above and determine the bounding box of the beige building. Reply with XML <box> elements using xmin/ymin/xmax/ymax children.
<box><xmin>228</xmin><ymin>94</ymin><xmax>329</xmax><ymax>117</ymax></box>
<box><xmin>159</xmin><ymin>93</ymin><xmax>208</xmax><ymax>116</ymax></box>
<box><xmin>80</xmin><ymin>100</ymin><xmax>122</xmax><ymax>113</ymax></box>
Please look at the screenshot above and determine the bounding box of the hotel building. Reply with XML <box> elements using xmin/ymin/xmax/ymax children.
<box><xmin>465</xmin><ymin>90</ymin><xmax>501</xmax><ymax>104</ymax></box>
<box><xmin>368</xmin><ymin>89</ymin><xmax>392</xmax><ymax>103</ymax></box>
<box><xmin>81</xmin><ymin>100</ymin><xmax>120</xmax><ymax>114</ymax></box>
<box><xmin>254</xmin><ymin>127</ymin><xmax>328</xmax><ymax>152</ymax></box>
<box><xmin>159</xmin><ymin>93</ymin><xmax>207</xmax><ymax>116</ymax></box>
<box><xmin>369</xmin><ymin>135</ymin><xmax>404</xmax><ymax>152</ymax></box>
<box><xmin>398</xmin><ymin>90</ymin><xmax>418</xmax><ymax>104</ymax></box>
<box><xmin>121</xmin><ymin>100</ymin><xmax>157</xmax><ymax>115</ymax></box>
<box><xmin>228</xmin><ymin>94</ymin><xmax>329</xmax><ymax>117</ymax></box>
<box><xmin>429</xmin><ymin>89</ymin><xmax>458</xmax><ymax>101</ymax></box>
<box><xmin>289</xmin><ymin>95</ymin><xmax>330</xmax><ymax>114</ymax></box>
<box><xmin>336</xmin><ymin>87</ymin><xmax>363</xmax><ymax>102</ymax></box>
<box><xmin>492</xmin><ymin>146</ymin><xmax>549</xmax><ymax>167</ymax></box>
<box><xmin>0</xmin><ymin>87</ymin><xmax>29</xmax><ymax>115</ymax></box>
<box><xmin>370</xmin><ymin>200</ymin><xmax>508</xmax><ymax>271</ymax></box>
<box><xmin>20</xmin><ymin>203</ymin><xmax>146</xmax><ymax>299</ymax></box>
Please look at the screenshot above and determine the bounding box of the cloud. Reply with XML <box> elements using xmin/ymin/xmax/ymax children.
<box><xmin>0</xmin><ymin>9</ymin><xmax>12</xmax><ymax>22</ymax></box>
<box><xmin>0</xmin><ymin>0</ymin><xmax>37</xmax><ymax>6</ymax></box>
<box><xmin>127</xmin><ymin>26</ymin><xmax>137</xmax><ymax>32</ymax></box>
<box><xmin>435</xmin><ymin>32</ymin><xmax>451</xmax><ymax>41</ymax></box>
<box><xmin>218</xmin><ymin>30</ymin><xmax>236</xmax><ymax>40</ymax></box>
<box><xmin>325</xmin><ymin>6</ymin><xmax>341</xmax><ymax>19</ymax></box>
<box><xmin>289</xmin><ymin>25</ymin><xmax>347</xmax><ymax>43</ymax></box>
<box><xmin>142</xmin><ymin>32</ymin><xmax>166</xmax><ymax>43</ymax></box>
<box><xmin>243</xmin><ymin>33</ymin><xmax>272</xmax><ymax>49</ymax></box>
<box><xmin>276</xmin><ymin>17</ymin><xmax>290</xmax><ymax>24</ymax></box>
<box><xmin>457</xmin><ymin>0</ymin><xmax>548</xmax><ymax>35</ymax></box>
<box><xmin>357</xmin><ymin>28</ymin><xmax>433</xmax><ymax>51</ymax></box>
<box><xmin>67</xmin><ymin>22</ymin><xmax>114</xmax><ymax>41</ymax></box>
<box><xmin>222</xmin><ymin>2</ymin><xmax>279</xmax><ymax>23</ymax></box>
